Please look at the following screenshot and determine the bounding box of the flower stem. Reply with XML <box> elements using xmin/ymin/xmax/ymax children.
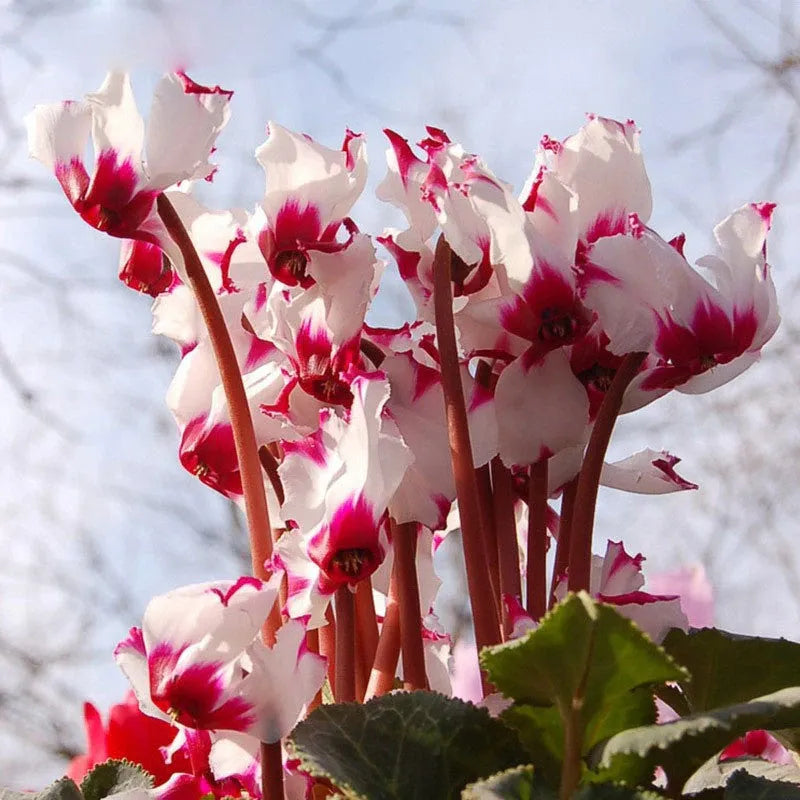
<box><xmin>567</xmin><ymin>352</ymin><xmax>647</xmax><ymax>592</ymax></box>
<box><xmin>432</xmin><ymin>236</ymin><xmax>502</xmax><ymax>663</ymax></box>
<box><xmin>354</xmin><ymin>578</ymin><xmax>379</xmax><ymax>700</ymax></box>
<box><xmin>491</xmin><ymin>457</ymin><xmax>522</xmax><ymax>638</ymax></box>
<box><xmin>320</xmin><ymin>605</ymin><xmax>336</xmax><ymax>695</ymax></box>
<box><xmin>260</xmin><ymin>740</ymin><xmax>285</xmax><ymax>800</ymax></box>
<box><xmin>334</xmin><ymin>585</ymin><xmax>356</xmax><ymax>702</ymax></box>
<box><xmin>474</xmin><ymin>361</ymin><xmax>502</xmax><ymax>621</ymax></box>
<box><xmin>258</xmin><ymin>445</ymin><xmax>285</xmax><ymax>505</ymax></box>
<box><xmin>365</xmin><ymin>572</ymin><xmax>401</xmax><ymax>699</ymax></box>
<box><xmin>559</xmin><ymin>699</ymin><xmax>582</xmax><ymax>800</ymax></box>
<box><xmin>392</xmin><ymin>520</ymin><xmax>429</xmax><ymax>691</ymax></box>
<box><xmin>157</xmin><ymin>195</ymin><xmax>276</xmax><ymax>635</ymax></box>
<box><xmin>476</xmin><ymin>461</ymin><xmax>502</xmax><ymax>620</ymax></box>
<box><xmin>527</xmin><ymin>459</ymin><xmax>549</xmax><ymax>620</ymax></box>
<box><xmin>550</xmin><ymin>476</ymin><xmax>578</xmax><ymax>608</ymax></box>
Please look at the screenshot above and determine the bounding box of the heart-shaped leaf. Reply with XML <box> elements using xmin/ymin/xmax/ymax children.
<box><xmin>290</xmin><ymin>692</ymin><xmax>527</xmax><ymax>800</ymax></box>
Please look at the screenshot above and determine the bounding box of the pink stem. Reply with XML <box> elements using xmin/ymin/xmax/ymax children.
<box><xmin>334</xmin><ymin>585</ymin><xmax>356</xmax><ymax>702</ymax></box>
<box><xmin>365</xmin><ymin>572</ymin><xmax>401</xmax><ymax>699</ymax></box>
<box><xmin>260</xmin><ymin>740</ymin><xmax>285</xmax><ymax>800</ymax></box>
<box><xmin>567</xmin><ymin>352</ymin><xmax>647</xmax><ymax>592</ymax></box>
<box><xmin>157</xmin><ymin>195</ymin><xmax>277</xmax><ymax>640</ymax></box>
<box><xmin>526</xmin><ymin>459</ymin><xmax>549</xmax><ymax>620</ymax></box>
<box><xmin>432</xmin><ymin>236</ymin><xmax>502</xmax><ymax>668</ymax></box>
<box><xmin>490</xmin><ymin>458</ymin><xmax>522</xmax><ymax>639</ymax></box>
<box><xmin>550</xmin><ymin>477</ymin><xmax>578</xmax><ymax>607</ymax></box>
<box><xmin>392</xmin><ymin>520</ymin><xmax>429</xmax><ymax>691</ymax></box>
<box><xmin>354</xmin><ymin>579</ymin><xmax>379</xmax><ymax>700</ymax></box>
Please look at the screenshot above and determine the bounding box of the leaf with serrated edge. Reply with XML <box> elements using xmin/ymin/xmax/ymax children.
<box><xmin>81</xmin><ymin>759</ymin><xmax>153</xmax><ymax>800</ymax></box>
<box><xmin>289</xmin><ymin>691</ymin><xmax>527</xmax><ymax>800</ymax></box>
<box><xmin>684</xmin><ymin>755</ymin><xmax>800</xmax><ymax>794</ymax></box>
<box><xmin>481</xmin><ymin>593</ymin><xmax>685</xmax><ymax>763</ymax></box>
<box><xmin>461</xmin><ymin>765</ymin><xmax>556</xmax><ymax>799</ymax></box>
<box><xmin>1</xmin><ymin>778</ymin><xmax>83</xmax><ymax>800</ymax></box>
<box><xmin>663</xmin><ymin>628</ymin><xmax>800</xmax><ymax>713</ymax></box>
<box><xmin>724</xmin><ymin>768</ymin><xmax>800</xmax><ymax>799</ymax></box>
<box><xmin>596</xmin><ymin>686</ymin><xmax>800</xmax><ymax>792</ymax></box>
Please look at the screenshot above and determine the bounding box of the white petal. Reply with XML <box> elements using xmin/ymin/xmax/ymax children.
<box><xmin>85</xmin><ymin>71</ymin><xmax>145</xmax><ymax>166</ymax></box>
<box><xmin>496</xmin><ymin>350</ymin><xmax>589</xmax><ymax>467</ymax></box>
<box><xmin>612</xmin><ymin>596</ymin><xmax>688</xmax><ymax>643</ymax></box>
<box><xmin>601</xmin><ymin>449</ymin><xmax>697</xmax><ymax>494</ymax></box>
<box><xmin>307</xmin><ymin>233</ymin><xmax>382</xmax><ymax>345</ymax></box>
<box><xmin>555</xmin><ymin>116</ymin><xmax>652</xmax><ymax>236</ymax></box>
<box><xmin>383</xmin><ymin>353</ymin><xmax>454</xmax><ymax>530</ymax></box>
<box><xmin>26</xmin><ymin>99</ymin><xmax>91</xmax><ymax>171</ymax></box>
<box><xmin>257</xmin><ymin>122</ymin><xmax>366</xmax><ymax>227</ymax></box>
<box><xmin>142</xmin><ymin>575</ymin><xmax>281</xmax><ymax>663</ymax></box>
<box><xmin>240</xmin><ymin>620</ymin><xmax>327</xmax><ymax>742</ymax></box>
<box><xmin>146</xmin><ymin>73</ymin><xmax>232</xmax><ymax>189</ymax></box>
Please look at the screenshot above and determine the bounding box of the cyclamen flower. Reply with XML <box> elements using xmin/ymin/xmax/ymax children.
<box><xmin>114</xmin><ymin>576</ymin><xmax>325</xmax><ymax>742</ymax></box>
<box><xmin>552</xmin><ymin>540</ymin><xmax>689</xmax><ymax>642</ymax></box>
<box><xmin>273</xmin><ymin>374</ymin><xmax>412</xmax><ymax>626</ymax></box>
<box><xmin>255</xmin><ymin>122</ymin><xmax>367</xmax><ymax>288</ymax></box>
<box><xmin>583</xmin><ymin>203</ymin><xmax>779</xmax><ymax>393</ymax></box>
<box><xmin>26</xmin><ymin>71</ymin><xmax>232</xmax><ymax>274</ymax></box>
<box><xmin>67</xmin><ymin>691</ymin><xmax>190</xmax><ymax>784</ymax></box>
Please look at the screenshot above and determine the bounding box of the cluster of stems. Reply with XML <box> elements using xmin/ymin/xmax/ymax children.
<box><xmin>159</xmin><ymin>201</ymin><xmax>643</xmax><ymax>800</ymax></box>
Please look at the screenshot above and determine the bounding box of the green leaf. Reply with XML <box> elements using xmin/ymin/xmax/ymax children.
<box><xmin>1</xmin><ymin>778</ymin><xmax>83</xmax><ymax>800</ymax></box>
<box><xmin>596</xmin><ymin>687</ymin><xmax>800</xmax><ymax>792</ymax></box>
<box><xmin>684</xmin><ymin>756</ymin><xmax>800</xmax><ymax>794</ymax></box>
<box><xmin>461</xmin><ymin>765</ymin><xmax>556</xmax><ymax>799</ymax></box>
<box><xmin>499</xmin><ymin>705</ymin><xmax>564</xmax><ymax>785</ymax></box>
<box><xmin>80</xmin><ymin>759</ymin><xmax>153</xmax><ymax>800</ymax></box>
<box><xmin>663</xmin><ymin>628</ymin><xmax>800</xmax><ymax>713</ymax></box>
<box><xmin>724</xmin><ymin>769</ymin><xmax>800</xmax><ymax>799</ymax></box>
<box><xmin>289</xmin><ymin>691</ymin><xmax>527</xmax><ymax>800</ymax></box>
<box><xmin>481</xmin><ymin>593</ymin><xmax>685</xmax><ymax>775</ymax></box>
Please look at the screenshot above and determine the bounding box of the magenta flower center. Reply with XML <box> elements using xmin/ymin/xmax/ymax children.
<box><xmin>275</xmin><ymin>249</ymin><xmax>309</xmax><ymax>281</ymax></box>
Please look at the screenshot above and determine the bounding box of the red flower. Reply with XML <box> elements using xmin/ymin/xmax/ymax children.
<box><xmin>67</xmin><ymin>691</ymin><xmax>190</xmax><ymax>784</ymax></box>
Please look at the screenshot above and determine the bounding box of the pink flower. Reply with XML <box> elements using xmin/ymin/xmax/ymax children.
<box><xmin>720</xmin><ymin>729</ymin><xmax>792</xmax><ymax>764</ymax></box>
<box><xmin>646</xmin><ymin>565</ymin><xmax>714</xmax><ymax>628</ymax></box>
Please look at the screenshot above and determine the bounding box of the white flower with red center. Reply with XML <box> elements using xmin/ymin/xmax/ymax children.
<box><xmin>553</xmin><ymin>540</ymin><xmax>689</xmax><ymax>642</ymax></box>
<box><xmin>273</xmin><ymin>374</ymin><xmax>412</xmax><ymax>626</ymax></box>
<box><xmin>26</xmin><ymin>71</ymin><xmax>231</xmax><ymax>269</ymax></box>
<box><xmin>246</xmin><ymin>232</ymin><xmax>382</xmax><ymax>411</ymax></box>
<box><xmin>255</xmin><ymin>123</ymin><xmax>366</xmax><ymax>288</ymax></box>
<box><xmin>114</xmin><ymin>575</ymin><xmax>325</xmax><ymax>742</ymax></box>
<box><xmin>583</xmin><ymin>203</ymin><xmax>779</xmax><ymax>393</ymax></box>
